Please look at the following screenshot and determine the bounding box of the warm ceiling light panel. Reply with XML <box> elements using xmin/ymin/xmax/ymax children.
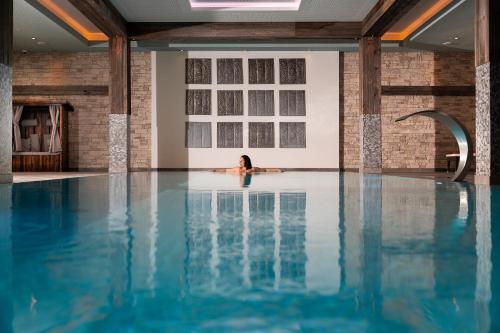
<box><xmin>189</xmin><ymin>0</ymin><xmax>302</xmax><ymax>11</ymax></box>
<box><xmin>382</xmin><ymin>0</ymin><xmax>453</xmax><ymax>41</ymax></box>
<box><xmin>37</xmin><ymin>0</ymin><xmax>108</xmax><ymax>41</ymax></box>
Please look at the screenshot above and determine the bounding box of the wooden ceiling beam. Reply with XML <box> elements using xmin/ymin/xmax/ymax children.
<box><xmin>67</xmin><ymin>0</ymin><xmax>127</xmax><ymax>37</ymax></box>
<box><xmin>128</xmin><ymin>22</ymin><xmax>362</xmax><ymax>41</ymax></box>
<box><xmin>13</xmin><ymin>85</ymin><xmax>108</xmax><ymax>96</ymax></box>
<box><xmin>362</xmin><ymin>0</ymin><xmax>420</xmax><ymax>37</ymax></box>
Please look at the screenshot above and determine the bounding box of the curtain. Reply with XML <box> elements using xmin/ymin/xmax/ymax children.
<box><xmin>12</xmin><ymin>105</ymin><xmax>24</xmax><ymax>152</ymax></box>
<box><xmin>49</xmin><ymin>105</ymin><xmax>62</xmax><ymax>153</ymax></box>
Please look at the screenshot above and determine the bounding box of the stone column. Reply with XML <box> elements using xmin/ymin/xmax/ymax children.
<box><xmin>109</xmin><ymin>35</ymin><xmax>130</xmax><ymax>173</ymax></box>
<box><xmin>475</xmin><ymin>0</ymin><xmax>500</xmax><ymax>184</ymax></box>
<box><xmin>109</xmin><ymin>114</ymin><xmax>129</xmax><ymax>173</ymax></box>
<box><xmin>359</xmin><ymin>37</ymin><xmax>382</xmax><ymax>174</ymax></box>
<box><xmin>0</xmin><ymin>0</ymin><xmax>13</xmax><ymax>184</ymax></box>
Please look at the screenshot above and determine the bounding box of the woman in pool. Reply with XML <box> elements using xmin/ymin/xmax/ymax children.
<box><xmin>213</xmin><ymin>155</ymin><xmax>282</xmax><ymax>174</ymax></box>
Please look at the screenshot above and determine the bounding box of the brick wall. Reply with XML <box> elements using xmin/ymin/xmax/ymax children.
<box><xmin>341</xmin><ymin>51</ymin><xmax>475</xmax><ymax>170</ymax></box>
<box><xmin>13</xmin><ymin>50</ymin><xmax>473</xmax><ymax>171</ymax></box>
<box><xmin>13</xmin><ymin>51</ymin><xmax>151</xmax><ymax>170</ymax></box>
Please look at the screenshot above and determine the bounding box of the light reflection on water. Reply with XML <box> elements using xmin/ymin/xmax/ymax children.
<box><xmin>0</xmin><ymin>172</ymin><xmax>497</xmax><ymax>332</ymax></box>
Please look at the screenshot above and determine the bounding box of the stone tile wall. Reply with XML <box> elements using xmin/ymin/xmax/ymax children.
<box><xmin>12</xmin><ymin>50</ymin><xmax>474</xmax><ymax>171</ymax></box>
<box><xmin>342</xmin><ymin>51</ymin><xmax>475</xmax><ymax>170</ymax></box>
<box><xmin>13</xmin><ymin>52</ymin><xmax>151</xmax><ymax>170</ymax></box>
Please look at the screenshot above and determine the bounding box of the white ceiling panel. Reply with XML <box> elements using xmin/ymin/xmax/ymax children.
<box><xmin>409</xmin><ymin>0</ymin><xmax>473</xmax><ymax>51</ymax></box>
<box><xmin>14</xmin><ymin>0</ymin><xmax>90</xmax><ymax>51</ymax></box>
<box><xmin>110</xmin><ymin>0</ymin><xmax>379</xmax><ymax>22</ymax></box>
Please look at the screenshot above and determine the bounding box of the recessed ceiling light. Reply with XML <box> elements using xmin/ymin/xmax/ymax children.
<box><xmin>453</xmin><ymin>36</ymin><xmax>460</xmax><ymax>40</ymax></box>
<box><xmin>189</xmin><ymin>0</ymin><xmax>301</xmax><ymax>11</ymax></box>
<box><xmin>442</xmin><ymin>41</ymin><xmax>452</xmax><ymax>45</ymax></box>
<box><xmin>31</xmin><ymin>37</ymin><xmax>37</xmax><ymax>40</ymax></box>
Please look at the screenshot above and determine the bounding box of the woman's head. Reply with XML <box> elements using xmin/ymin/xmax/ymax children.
<box><xmin>240</xmin><ymin>155</ymin><xmax>252</xmax><ymax>170</ymax></box>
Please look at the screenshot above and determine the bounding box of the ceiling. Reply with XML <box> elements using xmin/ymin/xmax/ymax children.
<box><xmin>408</xmin><ymin>0</ymin><xmax>474</xmax><ymax>51</ymax></box>
<box><xmin>13</xmin><ymin>0</ymin><xmax>474</xmax><ymax>52</ymax></box>
<box><xmin>13</xmin><ymin>0</ymin><xmax>93</xmax><ymax>52</ymax></box>
<box><xmin>109</xmin><ymin>0</ymin><xmax>378</xmax><ymax>22</ymax></box>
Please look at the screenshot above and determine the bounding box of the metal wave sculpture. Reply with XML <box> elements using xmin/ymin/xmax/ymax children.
<box><xmin>395</xmin><ymin>110</ymin><xmax>473</xmax><ymax>182</ymax></box>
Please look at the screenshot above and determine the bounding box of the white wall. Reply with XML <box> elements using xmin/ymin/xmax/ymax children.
<box><xmin>153</xmin><ymin>51</ymin><xmax>340</xmax><ymax>169</ymax></box>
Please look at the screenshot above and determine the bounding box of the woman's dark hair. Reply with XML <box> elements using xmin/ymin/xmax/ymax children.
<box><xmin>241</xmin><ymin>155</ymin><xmax>252</xmax><ymax>170</ymax></box>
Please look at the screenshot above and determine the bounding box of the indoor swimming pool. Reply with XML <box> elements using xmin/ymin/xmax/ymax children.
<box><xmin>0</xmin><ymin>172</ymin><xmax>498</xmax><ymax>332</ymax></box>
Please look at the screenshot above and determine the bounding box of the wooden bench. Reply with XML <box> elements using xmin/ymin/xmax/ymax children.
<box><xmin>446</xmin><ymin>153</ymin><xmax>475</xmax><ymax>172</ymax></box>
<box><xmin>445</xmin><ymin>154</ymin><xmax>460</xmax><ymax>172</ymax></box>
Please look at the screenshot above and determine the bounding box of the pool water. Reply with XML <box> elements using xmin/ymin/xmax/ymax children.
<box><xmin>0</xmin><ymin>172</ymin><xmax>499</xmax><ymax>332</ymax></box>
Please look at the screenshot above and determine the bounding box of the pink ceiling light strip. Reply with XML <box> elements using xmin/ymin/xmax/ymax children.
<box><xmin>189</xmin><ymin>0</ymin><xmax>301</xmax><ymax>10</ymax></box>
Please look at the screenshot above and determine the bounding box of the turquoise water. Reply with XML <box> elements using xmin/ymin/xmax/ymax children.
<box><xmin>0</xmin><ymin>172</ymin><xmax>498</xmax><ymax>332</ymax></box>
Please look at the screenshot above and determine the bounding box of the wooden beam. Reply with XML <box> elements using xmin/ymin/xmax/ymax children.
<box><xmin>128</xmin><ymin>22</ymin><xmax>362</xmax><ymax>41</ymax></box>
<box><xmin>360</xmin><ymin>37</ymin><xmax>382</xmax><ymax>115</ymax></box>
<box><xmin>382</xmin><ymin>85</ymin><xmax>476</xmax><ymax>96</ymax></box>
<box><xmin>359</xmin><ymin>36</ymin><xmax>382</xmax><ymax>173</ymax></box>
<box><xmin>67</xmin><ymin>0</ymin><xmax>127</xmax><ymax>37</ymax></box>
<box><xmin>13</xmin><ymin>85</ymin><xmax>108</xmax><ymax>96</ymax></box>
<box><xmin>109</xmin><ymin>35</ymin><xmax>130</xmax><ymax>114</ymax></box>
<box><xmin>362</xmin><ymin>0</ymin><xmax>420</xmax><ymax>37</ymax></box>
<box><xmin>475</xmin><ymin>0</ymin><xmax>488</xmax><ymax>66</ymax></box>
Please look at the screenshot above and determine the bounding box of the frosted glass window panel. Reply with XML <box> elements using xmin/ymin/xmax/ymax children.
<box><xmin>249</xmin><ymin>122</ymin><xmax>275</xmax><ymax>148</ymax></box>
<box><xmin>217</xmin><ymin>122</ymin><xmax>243</xmax><ymax>148</ymax></box>
<box><xmin>185</xmin><ymin>122</ymin><xmax>212</xmax><ymax>148</ymax></box>
<box><xmin>217</xmin><ymin>58</ymin><xmax>244</xmax><ymax>84</ymax></box>
<box><xmin>186</xmin><ymin>59</ymin><xmax>212</xmax><ymax>84</ymax></box>
<box><xmin>280</xmin><ymin>122</ymin><xmax>306</xmax><ymax>148</ymax></box>
<box><xmin>279</xmin><ymin>58</ymin><xmax>306</xmax><ymax>84</ymax></box>
<box><xmin>248</xmin><ymin>90</ymin><xmax>274</xmax><ymax>116</ymax></box>
<box><xmin>218</xmin><ymin>90</ymin><xmax>244</xmax><ymax>116</ymax></box>
<box><xmin>279</xmin><ymin>90</ymin><xmax>306</xmax><ymax>116</ymax></box>
<box><xmin>249</xmin><ymin>59</ymin><xmax>275</xmax><ymax>84</ymax></box>
<box><xmin>186</xmin><ymin>89</ymin><xmax>212</xmax><ymax>115</ymax></box>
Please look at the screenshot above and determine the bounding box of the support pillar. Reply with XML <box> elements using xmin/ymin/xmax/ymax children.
<box><xmin>359</xmin><ymin>37</ymin><xmax>382</xmax><ymax>174</ymax></box>
<box><xmin>109</xmin><ymin>35</ymin><xmax>130</xmax><ymax>173</ymax></box>
<box><xmin>475</xmin><ymin>0</ymin><xmax>500</xmax><ymax>184</ymax></box>
<box><xmin>0</xmin><ymin>0</ymin><xmax>13</xmax><ymax>184</ymax></box>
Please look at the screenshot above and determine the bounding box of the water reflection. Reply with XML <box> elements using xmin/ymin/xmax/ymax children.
<box><xmin>0</xmin><ymin>184</ymin><xmax>13</xmax><ymax>333</ymax></box>
<box><xmin>279</xmin><ymin>192</ymin><xmax>307</xmax><ymax>290</ymax></box>
<box><xmin>184</xmin><ymin>190</ymin><xmax>310</xmax><ymax>293</ymax></box>
<box><xmin>249</xmin><ymin>192</ymin><xmax>276</xmax><ymax>289</ymax></box>
<box><xmin>240</xmin><ymin>174</ymin><xmax>252</xmax><ymax>188</ymax></box>
<box><xmin>475</xmin><ymin>184</ymin><xmax>492</xmax><ymax>333</ymax></box>
<box><xmin>0</xmin><ymin>172</ymin><xmax>497</xmax><ymax>331</ymax></box>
